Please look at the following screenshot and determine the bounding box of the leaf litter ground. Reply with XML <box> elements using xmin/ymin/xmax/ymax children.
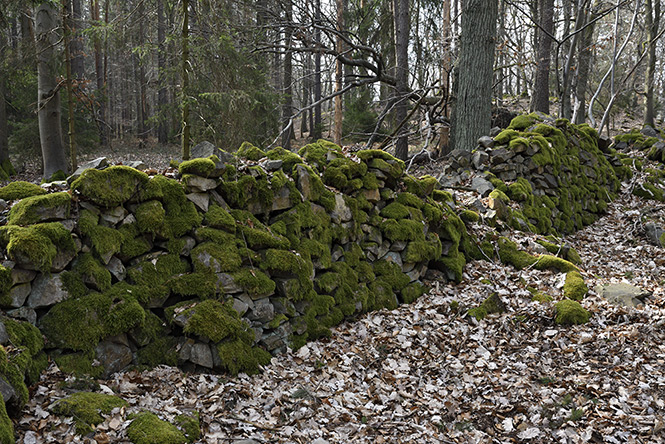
<box><xmin>14</xmin><ymin>180</ymin><xmax>665</xmax><ymax>443</ymax></box>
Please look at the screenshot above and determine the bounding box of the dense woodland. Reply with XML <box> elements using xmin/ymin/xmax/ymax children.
<box><xmin>0</xmin><ymin>0</ymin><xmax>663</xmax><ymax>179</ymax></box>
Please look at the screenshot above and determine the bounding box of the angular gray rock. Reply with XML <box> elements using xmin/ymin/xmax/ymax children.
<box><xmin>246</xmin><ymin>299</ymin><xmax>275</xmax><ymax>324</ymax></box>
<box><xmin>331</xmin><ymin>194</ymin><xmax>352</xmax><ymax>223</ymax></box>
<box><xmin>6</xmin><ymin>283</ymin><xmax>31</xmax><ymax>308</ymax></box>
<box><xmin>67</xmin><ymin>157</ymin><xmax>109</xmax><ymax>184</ymax></box>
<box><xmin>189</xmin><ymin>343</ymin><xmax>214</xmax><ymax>368</ymax></box>
<box><xmin>106</xmin><ymin>256</ymin><xmax>127</xmax><ymax>282</ymax></box>
<box><xmin>471</xmin><ymin>176</ymin><xmax>494</xmax><ymax>197</ymax></box>
<box><xmin>186</xmin><ymin>192</ymin><xmax>210</xmax><ymax>212</ymax></box>
<box><xmin>644</xmin><ymin>222</ymin><xmax>664</xmax><ymax>247</ymax></box>
<box><xmin>0</xmin><ymin>321</ymin><xmax>8</xmax><ymax>345</ymax></box>
<box><xmin>596</xmin><ymin>283</ymin><xmax>652</xmax><ymax>308</ymax></box>
<box><xmin>0</xmin><ymin>376</ymin><xmax>16</xmax><ymax>403</ymax></box>
<box><xmin>185</xmin><ymin>176</ymin><xmax>218</xmax><ymax>192</ymax></box>
<box><xmin>27</xmin><ymin>273</ymin><xmax>69</xmax><ymax>309</ymax></box>
<box><xmin>95</xmin><ymin>335</ymin><xmax>133</xmax><ymax>378</ymax></box>
<box><xmin>190</xmin><ymin>141</ymin><xmax>217</xmax><ymax>159</ymax></box>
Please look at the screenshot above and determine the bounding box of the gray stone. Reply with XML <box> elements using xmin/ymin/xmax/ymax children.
<box><xmin>11</xmin><ymin>268</ymin><xmax>36</xmax><ymax>286</ymax></box>
<box><xmin>189</xmin><ymin>343</ymin><xmax>214</xmax><ymax>368</ymax></box>
<box><xmin>272</xmin><ymin>297</ymin><xmax>294</xmax><ymax>316</ymax></box>
<box><xmin>390</xmin><ymin>240</ymin><xmax>408</xmax><ymax>252</ymax></box>
<box><xmin>377</xmin><ymin>240</ymin><xmax>391</xmax><ymax>260</ymax></box>
<box><xmin>247</xmin><ymin>299</ymin><xmax>275</xmax><ymax>324</ymax></box>
<box><xmin>178</xmin><ymin>339</ymin><xmax>194</xmax><ymax>363</ymax></box>
<box><xmin>100</xmin><ymin>206</ymin><xmax>127</xmax><ymax>226</ymax></box>
<box><xmin>60</xmin><ymin>219</ymin><xmax>77</xmax><ymax>232</ymax></box>
<box><xmin>472</xmin><ymin>150</ymin><xmax>490</xmax><ymax>170</ymax></box>
<box><xmin>641</xmin><ymin>126</ymin><xmax>659</xmax><ymax>138</ymax></box>
<box><xmin>471</xmin><ymin>176</ymin><xmax>494</xmax><ymax>197</ymax></box>
<box><xmin>331</xmin><ymin>243</ymin><xmax>345</xmax><ymax>261</ymax></box>
<box><xmin>490</xmin><ymin>148</ymin><xmax>515</xmax><ymax>165</ymax></box>
<box><xmin>597</xmin><ymin>283</ymin><xmax>652</xmax><ymax>308</ymax></box>
<box><xmin>361</xmin><ymin>188</ymin><xmax>381</xmax><ymax>203</ymax></box>
<box><xmin>488</xmin><ymin>194</ymin><xmax>509</xmax><ymax>220</ymax></box>
<box><xmin>478</xmin><ymin>136</ymin><xmax>495</xmax><ymax>149</ymax></box>
<box><xmin>295</xmin><ymin>164</ymin><xmax>314</xmax><ymax>200</ymax></box>
<box><xmin>0</xmin><ymin>377</ymin><xmax>16</xmax><ymax>403</ymax></box>
<box><xmin>190</xmin><ymin>141</ymin><xmax>217</xmax><ymax>159</ymax></box>
<box><xmin>106</xmin><ymin>256</ymin><xmax>127</xmax><ymax>282</ymax></box>
<box><xmin>5</xmin><ymin>283</ymin><xmax>31</xmax><ymax>308</ymax></box>
<box><xmin>125</xmin><ymin>160</ymin><xmax>147</xmax><ymax>170</ymax></box>
<box><xmin>272</xmin><ymin>185</ymin><xmax>297</xmax><ymax>211</ymax></box>
<box><xmin>209</xmin><ymin>190</ymin><xmax>230</xmax><ymax>209</ymax></box>
<box><xmin>7</xmin><ymin>307</ymin><xmax>37</xmax><ymax>325</ymax></box>
<box><xmin>0</xmin><ymin>321</ymin><xmax>8</xmax><ymax>345</ymax></box>
<box><xmin>186</xmin><ymin>192</ymin><xmax>210</xmax><ymax>212</ymax></box>
<box><xmin>0</xmin><ymin>199</ymin><xmax>7</xmax><ymax>211</ymax></box>
<box><xmin>645</xmin><ymin>222</ymin><xmax>665</xmax><ymax>247</ymax></box>
<box><xmin>234</xmin><ymin>440</ymin><xmax>262</xmax><ymax>444</ymax></box>
<box><xmin>233</xmin><ymin>297</ymin><xmax>249</xmax><ymax>316</ymax></box>
<box><xmin>51</xmin><ymin>247</ymin><xmax>77</xmax><ymax>272</ymax></box>
<box><xmin>448</xmin><ymin>149</ymin><xmax>472</xmax><ymax>168</ymax></box>
<box><xmin>96</xmin><ymin>335</ymin><xmax>133</xmax><ymax>377</ymax></box>
<box><xmin>217</xmin><ymin>273</ymin><xmax>243</xmax><ymax>294</ymax></box>
<box><xmin>260</xmin><ymin>159</ymin><xmax>283</xmax><ymax>172</ymax></box>
<box><xmin>67</xmin><ymin>157</ymin><xmax>108</xmax><ymax>183</ymax></box>
<box><xmin>186</xmin><ymin>175</ymin><xmax>218</xmax><ymax>192</ymax></box>
<box><xmin>27</xmin><ymin>273</ymin><xmax>69</xmax><ymax>309</ymax></box>
<box><xmin>362</xmin><ymin>225</ymin><xmax>383</xmax><ymax>244</ymax></box>
<box><xmin>401</xmin><ymin>262</ymin><xmax>416</xmax><ymax>273</ymax></box>
<box><xmin>331</xmin><ymin>194</ymin><xmax>352</xmax><ymax>223</ymax></box>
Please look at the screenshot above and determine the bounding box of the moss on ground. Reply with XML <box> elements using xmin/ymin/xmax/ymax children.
<box><xmin>563</xmin><ymin>271</ymin><xmax>588</xmax><ymax>301</ymax></box>
<box><xmin>127</xmin><ymin>411</ymin><xmax>187</xmax><ymax>444</ymax></box>
<box><xmin>554</xmin><ymin>299</ymin><xmax>590</xmax><ymax>325</ymax></box>
<box><xmin>467</xmin><ymin>293</ymin><xmax>505</xmax><ymax>320</ymax></box>
<box><xmin>52</xmin><ymin>392</ymin><xmax>128</xmax><ymax>435</ymax></box>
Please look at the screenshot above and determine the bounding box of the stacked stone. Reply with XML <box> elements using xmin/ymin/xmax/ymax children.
<box><xmin>0</xmin><ymin>140</ymin><xmax>468</xmax><ymax>387</ymax></box>
<box><xmin>458</xmin><ymin>113</ymin><xmax>625</xmax><ymax>234</ymax></box>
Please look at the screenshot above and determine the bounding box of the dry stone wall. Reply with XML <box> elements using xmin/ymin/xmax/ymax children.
<box><xmin>0</xmin><ymin>140</ymin><xmax>475</xmax><ymax>399</ymax></box>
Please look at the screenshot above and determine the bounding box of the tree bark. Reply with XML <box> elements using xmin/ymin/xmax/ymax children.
<box><xmin>91</xmin><ymin>0</ymin><xmax>108</xmax><ymax>146</ymax></box>
<box><xmin>69</xmin><ymin>0</ymin><xmax>85</xmax><ymax>79</ymax></box>
<box><xmin>393</xmin><ymin>0</ymin><xmax>409</xmax><ymax>160</ymax></box>
<box><xmin>643</xmin><ymin>0</ymin><xmax>660</xmax><ymax>127</ymax></box>
<box><xmin>181</xmin><ymin>0</ymin><xmax>191</xmax><ymax>160</ymax></box>
<box><xmin>136</xmin><ymin>0</ymin><xmax>147</xmax><ymax>139</ymax></box>
<box><xmin>0</xmin><ymin>31</ymin><xmax>8</xmax><ymax>165</ymax></box>
<box><xmin>530</xmin><ymin>0</ymin><xmax>554</xmax><ymax>114</ymax></box>
<box><xmin>63</xmin><ymin>0</ymin><xmax>77</xmax><ymax>171</ymax></box>
<box><xmin>312</xmin><ymin>0</ymin><xmax>322</xmax><ymax>139</ymax></box>
<box><xmin>573</xmin><ymin>5</ymin><xmax>594</xmax><ymax>124</ymax></box>
<box><xmin>450</xmin><ymin>0</ymin><xmax>498</xmax><ymax>151</ymax></box>
<box><xmin>281</xmin><ymin>0</ymin><xmax>294</xmax><ymax>149</ymax></box>
<box><xmin>36</xmin><ymin>2</ymin><xmax>68</xmax><ymax>178</ymax></box>
<box><xmin>333</xmin><ymin>0</ymin><xmax>345</xmax><ymax>146</ymax></box>
<box><xmin>157</xmin><ymin>0</ymin><xmax>168</xmax><ymax>143</ymax></box>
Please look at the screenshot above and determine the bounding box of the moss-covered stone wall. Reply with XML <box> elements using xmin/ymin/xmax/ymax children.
<box><xmin>473</xmin><ymin>113</ymin><xmax>626</xmax><ymax>234</ymax></box>
<box><xmin>0</xmin><ymin>140</ymin><xmax>477</xmax><ymax>430</ymax></box>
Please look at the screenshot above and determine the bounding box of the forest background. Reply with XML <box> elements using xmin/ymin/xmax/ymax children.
<box><xmin>0</xmin><ymin>0</ymin><xmax>662</xmax><ymax>180</ymax></box>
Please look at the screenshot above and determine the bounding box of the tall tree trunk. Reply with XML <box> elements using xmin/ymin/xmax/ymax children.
<box><xmin>393</xmin><ymin>0</ymin><xmax>409</xmax><ymax>160</ymax></box>
<box><xmin>69</xmin><ymin>0</ymin><xmax>85</xmax><ymax>79</ymax></box>
<box><xmin>643</xmin><ymin>0</ymin><xmax>660</xmax><ymax>127</ymax></box>
<box><xmin>36</xmin><ymin>3</ymin><xmax>68</xmax><ymax>179</ymax></box>
<box><xmin>333</xmin><ymin>0</ymin><xmax>345</xmax><ymax>145</ymax></box>
<box><xmin>136</xmin><ymin>0</ymin><xmax>147</xmax><ymax>139</ymax></box>
<box><xmin>312</xmin><ymin>0</ymin><xmax>322</xmax><ymax>139</ymax></box>
<box><xmin>530</xmin><ymin>0</ymin><xmax>554</xmax><ymax>114</ymax></box>
<box><xmin>573</xmin><ymin>6</ymin><xmax>594</xmax><ymax>124</ymax></box>
<box><xmin>20</xmin><ymin>6</ymin><xmax>35</xmax><ymax>60</ymax></box>
<box><xmin>281</xmin><ymin>0</ymin><xmax>293</xmax><ymax>149</ymax></box>
<box><xmin>450</xmin><ymin>0</ymin><xmax>498</xmax><ymax>151</ymax></box>
<box><xmin>157</xmin><ymin>0</ymin><xmax>168</xmax><ymax>143</ymax></box>
<box><xmin>0</xmin><ymin>31</ymin><xmax>9</xmax><ymax>166</ymax></box>
<box><xmin>559</xmin><ymin>0</ymin><xmax>585</xmax><ymax>120</ymax></box>
<box><xmin>63</xmin><ymin>0</ymin><xmax>77</xmax><ymax>171</ymax></box>
<box><xmin>181</xmin><ymin>0</ymin><xmax>191</xmax><ymax>160</ymax></box>
<box><xmin>439</xmin><ymin>0</ymin><xmax>451</xmax><ymax>155</ymax></box>
<box><xmin>91</xmin><ymin>0</ymin><xmax>108</xmax><ymax>146</ymax></box>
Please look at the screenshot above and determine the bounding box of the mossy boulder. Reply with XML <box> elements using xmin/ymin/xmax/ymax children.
<box><xmin>127</xmin><ymin>411</ymin><xmax>188</xmax><ymax>444</ymax></box>
<box><xmin>467</xmin><ymin>293</ymin><xmax>506</xmax><ymax>320</ymax></box>
<box><xmin>554</xmin><ymin>299</ymin><xmax>590</xmax><ymax>325</ymax></box>
<box><xmin>0</xmin><ymin>397</ymin><xmax>13</xmax><ymax>444</ymax></box>
<box><xmin>563</xmin><ymin>271</ymin><xmax>588</xmax><ymax>301</ymax></box>
<box><xmin>8</xmin><ymin>192</ymin><xmax>71</xmax><ymax>225</ymax></box>
<box><xmin>52</xmin><ymin>392</ymin><xmax>128</xmax><ymax>435</ymax></box>
<box><xmin>71</xmin><ymin>166</ymin><xmax>149</xmax><ymax>207</ymax></box>
<box><xmin>0</xmin><ymin>181</ymin><xmax>46</xmax><ymax>201</ymax></box>
<box><xmin>0</xmin><ymin>222</ymin><xmax>76</xmax><ymax>272</ymax></box>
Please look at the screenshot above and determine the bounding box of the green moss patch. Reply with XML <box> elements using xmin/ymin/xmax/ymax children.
<box><xmin>467</xmin><ymin>293</ymin><xmax>506</xmax><ymax>320</ymax></box>
<box><xmin>0</xmin><ymin>181</ymin><xmax>46</xmax><ymax>201</ymax></box>
<box><xmin>563</xmin><ymin>271</ymin><xmax>588</xmax><ymax>301</ymax></box>
<box><xmin>8</xmin><ymin>192</ymin><xmax>71</xmax><ymax>225</ymax></box>
<box><xmin>554</xmin><ymin>299</ymin><xmax>590</xmax><ymax>325</ymax></box>
<box><xmin>0</xmin><ymin>222</ymin><xmax>76</xmax><ymax>272</ymax></box>
<box><xmin>236</xmin><ymin>141</ymin><xmax>266</xmax><ymax>161</ymax></box>
<box><xmin>179</xmin><ymin>157</ymin><xmax>216</xmax><ymax>177</ymax></box>
<box><xmin>203</xmin><ymin>205</ymin><xmax>236</xmax><ymax>233</ymax></box>
<box><xmin>0</xmin><ymin>395</ymin><xmax>13</xmax><ymax>444</ymax></box>
<box><xmin>52</xmin><ymin>392</ymin><xmax>128</xmax><ymax>435</ymax></box>
<box><xmin>71</xmin><ymin>166</ymin><xmax>149</xmax><ymax>207</ymax></box>
<box><xmin>127</xmin><ymin>411</ymin><xmax>187</xmax><ymax>444</ymax></box>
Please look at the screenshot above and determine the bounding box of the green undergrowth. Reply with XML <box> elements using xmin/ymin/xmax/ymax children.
<box><xmin>127</xmin><ymin>411</ymin><xmax>189</xmax><ymax>444</ymax></box>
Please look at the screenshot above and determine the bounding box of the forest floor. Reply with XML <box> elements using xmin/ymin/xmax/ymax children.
<box><xmin>11</xmin><ymin>140</ymin><xmax>665</xmax><ymax>443</ymax></box>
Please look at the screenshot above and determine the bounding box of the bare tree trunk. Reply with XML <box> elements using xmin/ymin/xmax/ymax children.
<box><xmin>643</xmin><ymin>0</ymin><xmax>660</xmax><ymax>127</ymax></box>
<box><xmin>91</xmin><ymin>0</ymin><xmax>108</xmax><ymax>146</ymax></box>
<box><xmin>312</xmin><ymin>0</ymin><xmax>322</xmax><ymax>139</ymax></box>
<box><xmin>333</xmin><ymin>0</ymin><xmax>345</xmax><ymax>145</ymax></box>
<box><xmin>181</xmin><ymin>0</ymin><xmax>191</xmax><ymax>160</ymax></box>
<box><xmin>530</xmin><ymin>0</ymin><xmax>554</xmax><ymax>113</ymax></box>
<box><xmin>63</xmin><ymin>0</ymin><xmax>77</xmax><ymax>171</ymax></box>
<box><xmin>69</xmin><ymin>0</ymin><xmax>85</xmax><ymax>79</ymax></box>
<box><xmin>393</xmin><ymin>0</ymin><xmax>409</xmax><ymax>160</ymax></box>
<box><xmin>0</xmin><ymin>31</ymin><xmax>9</xmax><ymax>166</ymax></box>
<box><xmin>136</xmin><ymin>0</ymin><xmax>147</xmax><ymax>139</ymax></box>
<box><xmin>282</xmin><ymin>0</ymin><xmax>294</xmax><ymax>149</ymax></box>
<box><xmin>157</xmin><ymin>0</ymin><xmax>168</xmax><ymax>143</ymax></box>
<box><xmin>573</xmin><ymin>6</ymin><xmax>594</xmax><ymax>124</ymax></box>
<box><xmin>20</xmin><ymin>6</ymin><xmax>35</xmax><ymax>60</ymax></box>
<box><xmin>450</xmin><ymin>0</ymin><xmax>498</xmax><ymax>151</ymax></box>
<box><xmin>439</xmin><ymin>0</ymin><xmax>451</xmax><ymax>155</ymax></box>
<box><xmin>36</xmin><ymin>2</ymin><xmax>68</xmax><ymax>179</ymax></box>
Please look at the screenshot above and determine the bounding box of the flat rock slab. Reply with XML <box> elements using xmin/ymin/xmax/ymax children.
<box><xmin>596</xmin><ymin>283</ymin><xmax>652</xmax><ymax>308</ymax></box>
